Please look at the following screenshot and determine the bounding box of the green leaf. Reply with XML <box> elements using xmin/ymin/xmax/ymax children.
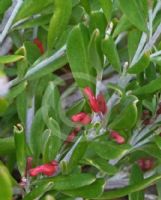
<box><xmin>133</xmin><ymin>77</ymin><xmax>161</xmax><ymax>95</ymax></box>
<box><xmin>13</xmin><ymin>14</ymin><xmax>52</xmax><ymax>30</ymax></box>
<box><xmin>157</xmin><ymin>180</ymin><xmax>161</xmax><ymax>199</ymax></box>
<box><xmin>16</xmin><ymin>91</ymin><xmax>27</xmax><ymax>125</ymax></box>
<box><xmin>0</xmin><ymin>137</ymin><xmax>15</xmax><ymax>156</ymax></box>
<box><xmin>66</xmin><ymin>99</ymin><xmax>86</xmax><ymax>117</ymax></box>
<box><xmin>109</xmin><ymin>95</ymin><xmax>138</xmax><ymax>131</ymax></box>
<box><xmin>30</xmin><ymin>108</ymin><xmax>45</xmax><ymax>158</ymax></box>
<box><xmin>0</xmin><ymin>162</ymin><xmax>12</xmax><ymax>200</ymax></box>
<box><xmin>63</xmin><ymin>178</ymin><xmax>105</xmax><ymax>198</ymax></box>
<box><xmin>68</xmin><ymin>136</ymin><xmax>88</xmax><ymax>173</ymax></box>
<box><xmin>88</xmin><ymin>29</ymin><xmax>103</xmax><ymax>72</ymax></box>
<box><xmin>42</xmin><ymin>82</ymin><xmax>61</xmax><ymax>122</ymax></box>
<box><xmin>67</xmin><ymin>24</ymin><xmax>95</xmax><ymax>90</ymax></box>
<box><xmin>89</xmin><ymin>11</ymin><xmax>107</xmax><ymax>37</ymax></box>
<box><xmin>85</xmin><ymin>157</ymin><xmax>117</xmax><ymax>175</ymax></box>
<box><xmin>44</xmin><ymin>118</ymin><xmax>61</xmax><ymax>161</ymax></box>
<box><xmin>97</xmin><ymin>175</ymin><xmax>161</xmax><ymax>199</ymax></box>
<box><xmin>154</xmin><ymin>135</ymin><xmax>161</xmax><ymax>151</ymax></box>
<box><xmin>35</xmin><ymin>173</ymin><xmax>96</xmax><ymax>190</ymax></box>
<box><xmin>80</xmin><ymin>0</ymin><xmax>91</xmax><ymax>14</ymax></box>
<box><xmin>14</xmin><ymin>124</ymin><xmax>26</xmax><ymax>176</ymax></box>
<box><xmin>0</xmin><ymin>0</ymin><xmax>12</xmax><ymax>16</ymax></box>
<box><xmin>98</xmin><ymin>0</ymin><xmax>112</xmax><ymax>22</ymax></box>
<box><xmin>128</xmin><ymin>53</ymin><xmax>150</xmax><ymax>74</ymax></box>
<box><xmin>24</xmin><ymin>41</ymin><xmax>41</xmax><ymax>64</ymax></box>
<box><xmin>24</xmin><ymin>182</ymin><xmax>54</xmax><ymax>200</ymax></box>
<box><xmin>47</xmin><ymin>0</ymin><xmax>72</xmax><ymax>49</ymax></box>
<box><xmin>7</xmin><ymin>81</ymin><xmax>27</xmax><ymax>102</ymax></box>
<box><xmin>128</xmin><ymin>29</ymin><xmax>142</xmax><ymax>62</ymax></box>
<box><xmin>102</xmin><ymin>35</ymin><xmax>121</xmax><ymax>72</ymax></box>
<box><xmin>145</xmin><ymin>63</ymin><xmax>156</xmax><ymax>82</ymax></box>
<box><xmin>24</xmin><ymin>54</ymin><xmax>67</xmax><ymax>81</ymax></box>
<box><xmin>15</xmin><ymin>0</ymin><xmax>53</xmax><ymax>21</ymax></box>
<box><xmin>0</xmin><ymin>98</ymin><xmax>9</xmax><ymax>116</ymax></box>
<box><xmin>129</xmin><ymin>164</ymin><xmax>144</xmax><ymax>200</ymax></box>
<box><xmin>0</xmin><ymin>55</ymin><xmax>24</xmax><ymax>64</ymax></box>
<box><xmin>118</xmin><ymin>0</ymin><xmax>148</xmax><ymax>32</ymax></box>
<box><xmin>92</xmin><ymin>141</ymin><xmax>129</xmax><ymax>160</ymax></box>
<box><xmin>113</xmin><ymin>15</ymin><xmax>132</xmax><ymax>38</ymax></box>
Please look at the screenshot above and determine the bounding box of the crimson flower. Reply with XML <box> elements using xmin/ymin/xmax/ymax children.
<box><xmin>83</xmin><ymin>87</ymin><xmax>107</xmax><ymax>114</ymax></box>
<box><xmin>33</xmin><ymin>38</ymin><xmax>44</xmax><ymax>54</ymax></box>
<box><xmin>29</xmin><ymin>160</ymin><xmax>58</xmax><ymax>177</ymax></box>
<box><xmin>110</xmin><ymin>131</ymin><xmax>125</xmax><ymax>144</ymax></box>
<box><xmin>71</xmin><ymin>112</ymin><xmax>91</xmax><ymax>125</ymax></box>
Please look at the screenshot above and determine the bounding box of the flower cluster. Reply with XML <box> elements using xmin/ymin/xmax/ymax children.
<box><xmin>65</xmin><ymin>87</ymin><xmax>125</xmax><ymax>145</ymax></box>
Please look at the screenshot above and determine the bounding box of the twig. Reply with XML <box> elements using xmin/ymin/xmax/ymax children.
<box><xmin>131</xmin><ymin>32</ymin><xmax>147</xmax><ymax>65</ymax></box>
<box><xmin>0</xmin><ymin>0</ymin><xmax>23</xmax><ymax>43</ymax></box>
<box><xmin>26</xmin><ymin>96</ymin><xmax>35</xmax><ymax>143</ymax></box>
<box><xmin>143</xmin><ymin>22</ymin><xmax>161</xmax><ymax>53</ymax></box>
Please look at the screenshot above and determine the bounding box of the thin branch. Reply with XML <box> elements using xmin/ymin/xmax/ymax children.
<box><xmin>26</xmin><ymin>96</ymin><xmax>35</xmax><ymax>143</ymax></box>
<box><xmin>0</xmin><ymin>0</ymin><xmax>23</xmax><ymax>43</ymax></box>
<box><xmin>143</xmin><ymin>22</ymin><xmax>161</xmax><ymax>53</ymax></box>
<box><xmin>131</xmin><ymin>32</ymin><xmax>147</xmax><ymax>65</ymax></box>
<box><xmin>24</xmin><ymin>45</ymin><xmax>66</xmax><ymax>79</ymax></box>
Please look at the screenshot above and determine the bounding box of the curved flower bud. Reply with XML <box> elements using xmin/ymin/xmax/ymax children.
<box><xmin>29</xmin><ymin>160</ymin><xmax>58</xmax><ymax>177</ymax></box>
<box><xmin>110</xmin><ymin>131</ymin><xmax>125</xmax><ymax>144</ymax></box>
<box><xmin>71</xmin><ymin>112</ymin><xmax>91</xmax><ymax>125</ymax></box>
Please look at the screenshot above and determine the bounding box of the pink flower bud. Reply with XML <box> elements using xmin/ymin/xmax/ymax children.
<box><xmin>29</xmin><ymin>160</ymin><xmax>58</xmax><ymax>177</ymax></box>
<box><xmin>29</xmin><ymin>166</ymin><xmax>43</xmax><ymax>177</ymax></box>
<box><xmin>71</xmin><ymin>112</ymin><xmax>91</xmax><ymax>125</ymax></box>
<box><xmin>110</xmin><ymin>131</ymin><xmax>125</xmax><ymax>144</ymax></box>
<box><xmin>33</xmin><ymin>38</ymin><xmax>44</xmax><ymax>54</ymax></box>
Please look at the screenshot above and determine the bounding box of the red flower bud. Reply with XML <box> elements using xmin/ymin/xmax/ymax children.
<box><xmin>25</xmin><ymin>156</ymin><xmax>33</xmax><ymax>176</ymax></box>
<box><xmin>97</xmin><ymin>93</ymin><xmax>107</xmax><ymax>114</ymax></box>
<box><xmin>29</xmin><ymin>166</ymin><xmax>43</xmax><ymax>177</ymax></box>
<box><xmin>84</xmin><ymin>87</ymin><xmax>100</xmax><ymax>112</ymax></box>
<box><xmin>84</xmin><ymin>87</ymin><xmax>107</xmax><ymax>114</ymax></box>
<box><xmin>33</xmin><ymin>38</ymin><xmax>44</xmax><ymax>54</ymax></box>
<box><xmin>29</xmin><ymin>160</ymin><xmax>58</xmax><ymax>177</ymax></box>
<box><xmin>65</xmin><ymin>128</ymin><xmax>80</xmax><ymax>143</ymax></box>
<box><xmin>83</xmin><ymin>87</ymin><xmax>95</xmax><ymax>99</ymax></box>
<box><xmin>71</xmin><ymin>112</ymin><xmax>91</xmax><ymax>125</ymax></box>
<box><xmin>110</xmin><ymin>131</ymin><xmax>125</xmax><ymax>144</ymax></box>
<box><xmin>138</xmin><ymin>158</ymin><xmax>154</xmax><ymax>171</ymax></box>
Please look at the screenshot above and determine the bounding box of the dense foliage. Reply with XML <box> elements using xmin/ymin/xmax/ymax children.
<box><xmin>1</xmin><ymin>0</ymin><xmax>161</xmax><ymax>199</ymax></box>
